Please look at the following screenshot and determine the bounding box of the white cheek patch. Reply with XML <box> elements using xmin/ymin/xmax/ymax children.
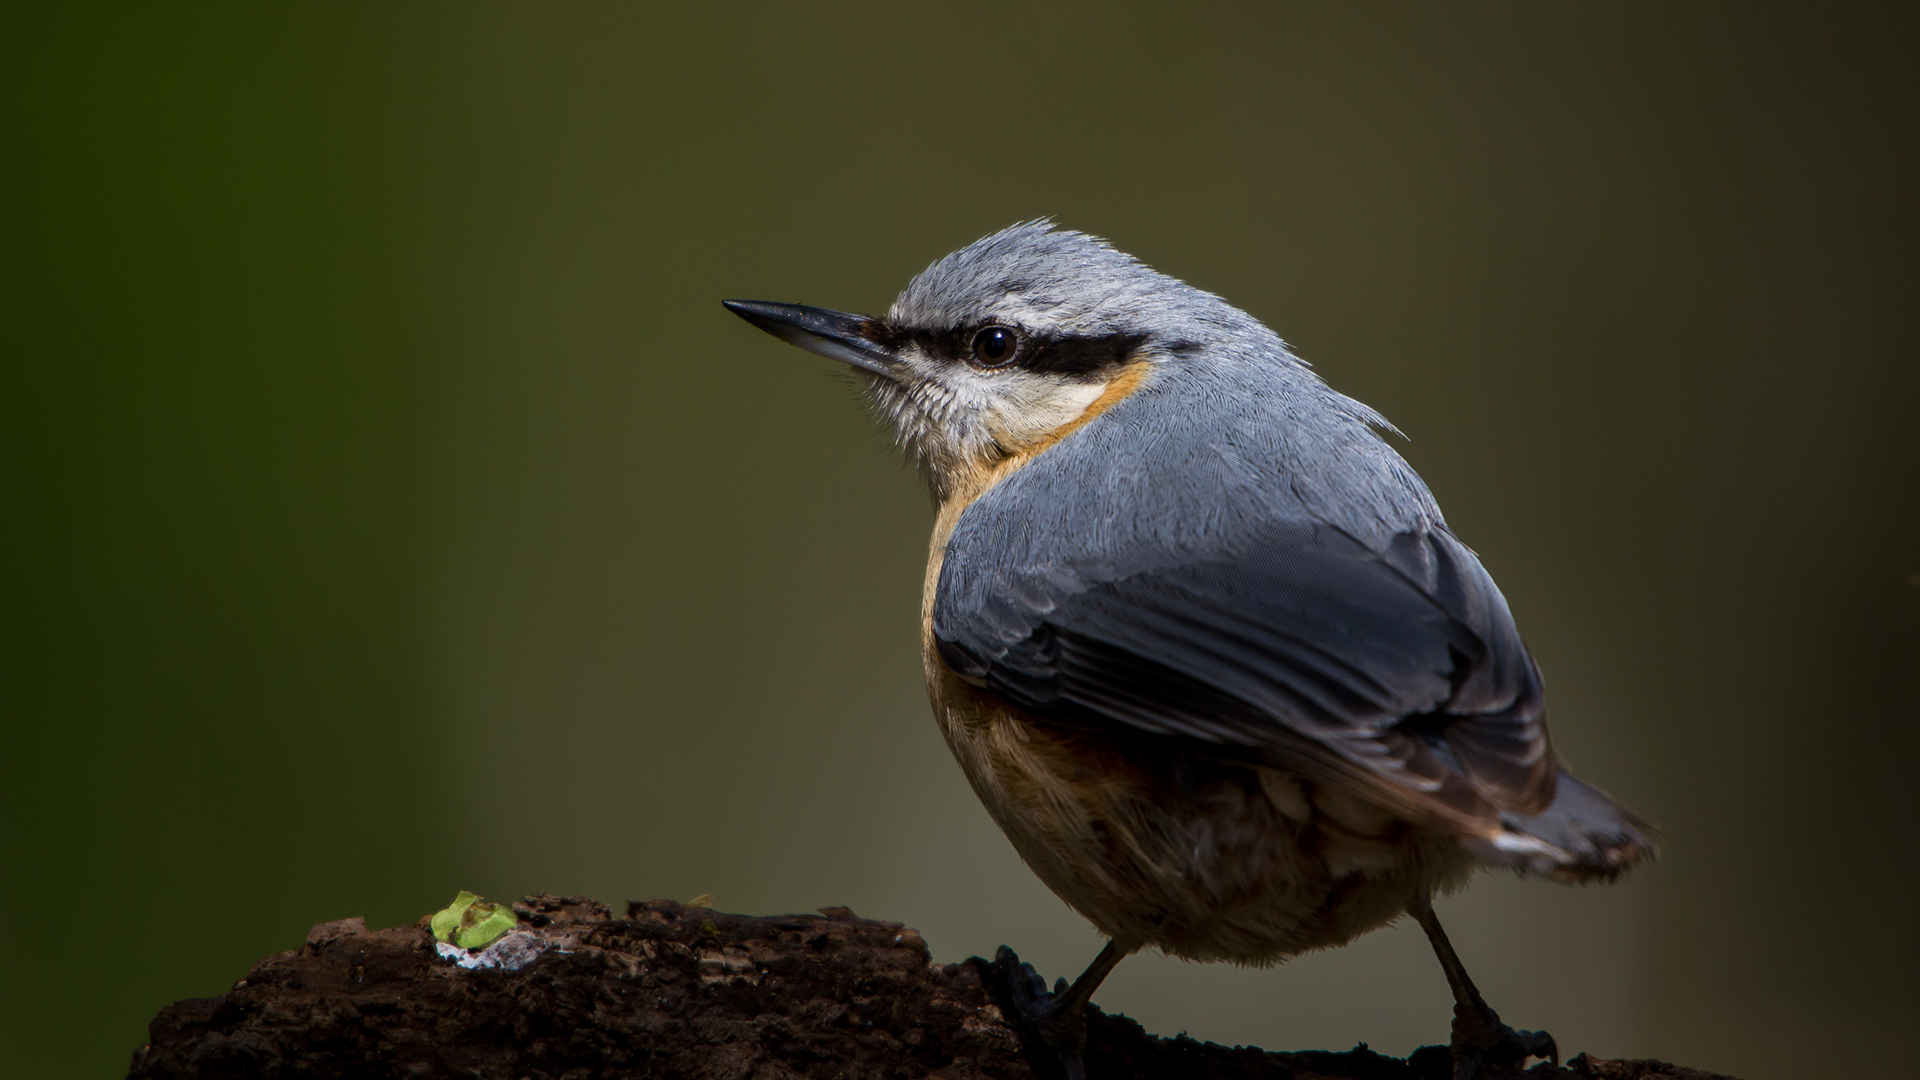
<box><xmin>983</xmin><ymin>376</ymin><xmax>1107</xmax><ymax>449</ymax></box>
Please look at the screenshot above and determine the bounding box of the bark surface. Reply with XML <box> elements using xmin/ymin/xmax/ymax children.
<box><xmin>128</xmin><ymin>896</ymin><xmax>1737</xmax><ymax>1080</ymax></box>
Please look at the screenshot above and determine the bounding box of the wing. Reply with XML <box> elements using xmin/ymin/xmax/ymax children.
<box><xmin>933</xmin><ymin>515</ymin><xmax>1558</xmax><ymax>828</ymax></box>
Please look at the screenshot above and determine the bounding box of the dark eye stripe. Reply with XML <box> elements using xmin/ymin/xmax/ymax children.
<box><xmin>1021</xmin><ymin>331</ymin><xmax>1149</xmax><ymax>378</ymax></box>
<box><xmin>888</xmin><ymin>325</ymin><xmax>1147</xmax><ymax>380</ymax></box>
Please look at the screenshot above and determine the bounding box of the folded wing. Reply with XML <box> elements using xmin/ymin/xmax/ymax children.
<box><xmin>934</xmin><ymin>516</ymin><xmax>1559</xmax><ymax>831</ymax></box>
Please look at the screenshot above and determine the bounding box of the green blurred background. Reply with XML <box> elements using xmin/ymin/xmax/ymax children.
<box><xmin>6</xmin><ymin>4</ymin><xmax>1916</xmax><ymax>1077</ymax></box>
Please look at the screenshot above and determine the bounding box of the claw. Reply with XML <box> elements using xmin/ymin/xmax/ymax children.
<box><xmin>1449</xmin><ymin>999</ymin><xmax>1558</xmax><ymax>1079</ymax></box>
<box><xmin>975</xmin><ymin>946</ymin><xmax>1091</xmax><ymax>1080</ymax></box>
<box><xmin>973</xmin><ymin>939</ymin><xmax>1130</xmax><ymax>1080</ymax></box>
<box><xmin>1516</xmin><ymin>1027</ymin><xmax>1559</xmax><ymax>1067</ymax></box>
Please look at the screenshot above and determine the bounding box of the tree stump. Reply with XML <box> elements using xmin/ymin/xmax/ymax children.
<box><xmin>127</xmin><ymin>895</ymin><xmax>1738</xmax><ymax>1080</ymax></box>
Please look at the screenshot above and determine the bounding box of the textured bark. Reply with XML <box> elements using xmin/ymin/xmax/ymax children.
<box><xmin>128</xmin><ymin>896</ymin><xmax>1737</xmax><ymax>1080</ymax></box>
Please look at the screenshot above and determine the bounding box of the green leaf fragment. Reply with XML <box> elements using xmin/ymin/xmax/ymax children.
<box><xmin>430</xmin><ymin>891</ymin><xmax>479</xmax><ymax>943</ymax></box>
<box><xmin>455</xmin><ymin>903</ymin><xmax>518</xmax><ymax>950</ymax></box>
<box><xmin>429</xmin><ymin>890</ymin><xmax>518</xmax><ymax>950</ymax></box>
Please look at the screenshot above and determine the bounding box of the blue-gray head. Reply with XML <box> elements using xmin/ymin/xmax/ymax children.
<box><xmin>724</xmin><ymin>220</ymin><xmax>1401</xmax><ymax>511</ymax></box>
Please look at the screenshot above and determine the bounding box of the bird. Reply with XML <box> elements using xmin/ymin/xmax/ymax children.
<box><xmin>723</xmin><ymin>221</ymin><xmax>1653</xmax><ymax>1080</ymax></box>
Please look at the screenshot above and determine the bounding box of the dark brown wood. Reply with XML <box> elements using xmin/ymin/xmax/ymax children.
<box><xmin>127</xmin><ymin>895</ymin><xmax>1739</xmax><ymax>1080</ymax></box>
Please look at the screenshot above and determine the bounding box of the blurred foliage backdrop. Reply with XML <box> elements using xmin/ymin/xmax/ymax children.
<box><xmin>6</xmin><ymin>5</ymin><xmax>1916</xmax><ymax>1078</ymax></box>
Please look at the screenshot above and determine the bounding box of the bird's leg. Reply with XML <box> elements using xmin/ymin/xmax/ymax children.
<box><xmin>1410</xmin><ymin>894</ymin><xmax>1558</xmax><ymax>1080</ymax></box>
<box><xmin>976</xmin><ymin>938</ymin><xmax>1128</xmax><ymax>1080</ymax></box>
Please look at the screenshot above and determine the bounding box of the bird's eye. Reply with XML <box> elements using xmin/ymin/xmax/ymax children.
<box><xmin>971</xmin><ymin>326</ymin><xmax>1018</xmax><ymax>367</ymax></box>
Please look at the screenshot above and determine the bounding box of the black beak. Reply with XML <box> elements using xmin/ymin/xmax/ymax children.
<box><xmin>722</xmin><ymin>299</ymin><xmax>899</xmax><ymax>379</ymax></box>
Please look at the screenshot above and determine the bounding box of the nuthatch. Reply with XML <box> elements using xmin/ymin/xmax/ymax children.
<box><xmin>725</xmin><ymin>222</ymin><xmax>1652</xmax><ymax>1079</ymax></box>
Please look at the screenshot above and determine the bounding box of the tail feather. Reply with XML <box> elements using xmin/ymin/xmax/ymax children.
<box><xmin>1465</xmin><ymin>771</ymin><xmax>1656</xmax><ymax>883</ymax></box>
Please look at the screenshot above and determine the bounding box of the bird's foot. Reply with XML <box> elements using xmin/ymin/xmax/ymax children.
<box><xmin>1448</xmin><ymin>997</ymin><xmax>1557</xmax><ymax>1080</ymax></box>
<box><xmin>974</xmin><ymin>945</ymin><xmax>1091</xmax><ymax>1080</ymax></box>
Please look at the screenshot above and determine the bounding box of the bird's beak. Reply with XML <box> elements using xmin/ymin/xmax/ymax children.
<box><xmin>722</xmin><ymin>299</ymin><xmax>900</xmax><ymax>380</ymax></box>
